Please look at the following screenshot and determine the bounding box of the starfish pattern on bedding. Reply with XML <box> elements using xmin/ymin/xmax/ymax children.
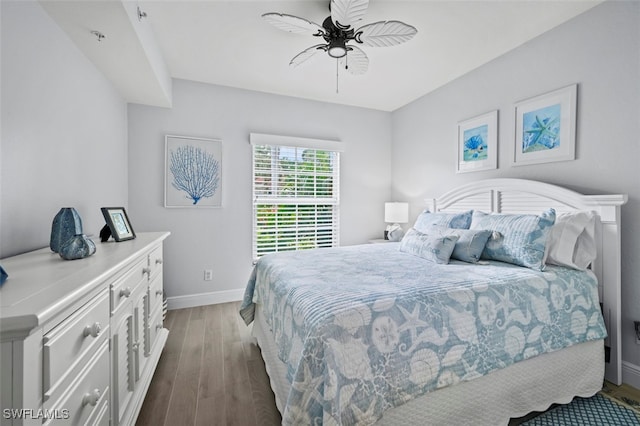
<box><xmin>493</xmin><ymin>288</ymin><xmax>518</xmax><ymax>318</ymax></box>
<box><xmin>397</xmin><ymin>303</ymin><xmax>430</xmax><ymax>342</ymax></box>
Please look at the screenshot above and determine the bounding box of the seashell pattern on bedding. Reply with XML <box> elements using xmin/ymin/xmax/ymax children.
<box><xmin>240</xmin><ymin>242</ymin><xmax>607</xmax><ymax>425</ymax></box>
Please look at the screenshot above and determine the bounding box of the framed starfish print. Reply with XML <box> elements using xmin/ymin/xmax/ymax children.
<box><xmin>514</xmin><ymin>84</ymin><xmax>577</xmax><ymax>166</ymax></box>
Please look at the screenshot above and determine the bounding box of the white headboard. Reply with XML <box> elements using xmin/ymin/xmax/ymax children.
<box><xmin>429</xmin><ymin>178</ymin><xmax>628</xmax><ymax>385</ymax></box>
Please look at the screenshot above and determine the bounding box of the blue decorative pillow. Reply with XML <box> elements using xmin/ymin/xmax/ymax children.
<box><xmin>429</xmin><ymin>226</ymin><xmax>492</xmax><ymax>263</ymax></box>
<box><xmin>399</xmin><ymin>227</ymin><xmax>460</xmax><ymax>264</ymax></box>
<box><xmin>470</xmin><ymin>209</ymin><xmax>556</xmax><ymax>270</ymax></box>
<box><xmin>413</xmin><ymin>210</ymin><xmax>473</xmax><ymax>233</ymax></box>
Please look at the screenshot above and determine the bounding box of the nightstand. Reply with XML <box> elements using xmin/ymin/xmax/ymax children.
<box><xmin>368</xmin><ymin>238</ymin><xmax>392</xmax><ymax>244</ymax></box>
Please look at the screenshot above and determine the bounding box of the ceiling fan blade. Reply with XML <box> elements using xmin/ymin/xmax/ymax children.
<box><xmin>262</xmin><ymin>13</ymin><xmax>324</xmax><ymax>36</ymax></box>
<box><xmin>355</xmin><ymin>21</ymin><xmax>417</xmax><ymax>47</ymax></box>
<box><xmin>330</xmin><ymin>0</ymin><xmax>369</xmax><ymax>29</ymax></box>
<box><xmin>340</xmin><ymin>45</ymin><xmax>369</xmax><ymax>75</ymax></box>
<box><xmin>290</xmin><ymin>44</ymin><xmax>327</xmax><ymax>68</ymax></box>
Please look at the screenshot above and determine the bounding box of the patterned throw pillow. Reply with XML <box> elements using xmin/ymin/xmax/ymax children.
<box><xmin>399</xmin><ymin>227</ymin><xmax>460</xmax><ymax>264</ymax></box>
<box><xmin>427</xmin><ymin>226</ymin><xmax>492</xmax><ymax>263</ymax></box>
<box><xmin>413</xmin><ymin>210</ymin><xmax>473</xmax><ymax>233</ymax></box>
<box><xmin>470</xmin><ymin>209</ymin><xmax>556</xmax><ymax>270</ymax></box>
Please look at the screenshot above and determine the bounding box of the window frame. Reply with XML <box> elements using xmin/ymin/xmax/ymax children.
<box><xmin>250</xmin><ymin>133</ymin><xmax>342</xmax><ymax>259</ymax></box>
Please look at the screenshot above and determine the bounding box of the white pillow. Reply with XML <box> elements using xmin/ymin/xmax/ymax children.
<box><xmin>544</xmin><ymin>211</ymin><xmax>596</xmax><ymax>270</ymax></box>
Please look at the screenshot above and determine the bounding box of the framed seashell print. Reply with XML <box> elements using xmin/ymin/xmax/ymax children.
<box><xmin>514</xmin><ymin>84</ymin><xmax>577</xmax><ymax>166</ymax></box>
<box><xmin>457</xmin><ymin>110</ymin><xmax>498</xmax><ymax>173</ymax></box>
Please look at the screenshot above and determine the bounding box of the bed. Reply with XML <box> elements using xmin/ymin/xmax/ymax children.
<box><xmin>240</xmin><ymin>178</ymin><xmax>627</xmax><ymax>425</ymax></box>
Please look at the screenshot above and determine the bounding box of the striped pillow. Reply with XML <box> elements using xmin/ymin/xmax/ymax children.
<box><xmin>470</xmin><ymin>209</ymin><xmax>556</xmax><ymax>270</ymax></box>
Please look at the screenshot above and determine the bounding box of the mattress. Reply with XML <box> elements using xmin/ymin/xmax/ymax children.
<box><xmin>241</xmin><ymin>243</ymin><xmax>607</xmax><ymax>425</ymax></box>
<box><xmin>253</xmin><ymin>304</ymin><xmax>604</xmax><ymax>425</ymax></box>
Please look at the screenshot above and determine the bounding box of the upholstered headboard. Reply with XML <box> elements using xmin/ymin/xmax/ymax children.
<box><xmin>429</xmin><ymin>178</ymin><xmax>628</xmax><ymax>385</ymax></box>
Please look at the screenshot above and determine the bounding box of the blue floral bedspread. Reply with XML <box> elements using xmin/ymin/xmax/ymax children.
<box><xmin>239</xmin><ymin>243</ymin><xmax>606</xmax><ymax>425</ymax></box>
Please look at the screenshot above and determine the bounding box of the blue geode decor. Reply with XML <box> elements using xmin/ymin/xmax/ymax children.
<box><xmin>50</xmin><ymin>207</ymin><xmax>83</xmax><ymax>253</ymax></box>
<box><xmin>0</xmin><ymin>265</ymin><xmax>7</xmax><ymax>286</ymax></box>
<box><xmin>59</xmin><ymin>234</ymin><xmax>96</xmax><ymax>260</ymax></box>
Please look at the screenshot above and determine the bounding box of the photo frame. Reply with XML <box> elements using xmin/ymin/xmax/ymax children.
<box><xmin>100</xmin><ymin>207</ymin><xmax>136</xmax><ymax>242</ymax></box>
<box><xmin>457</xmin><ymin>110</ymin><xmax>498</xmax><ymax>173</ymax></box>
<box><xmin>514</xmin><ymin>84</ymin><xmax>577</xmax><ymax>166</ymax></box>
<box><xmin>165</xmin><ymin>135</ymin><xmax>222</xmax><ymax>208</ymax></box>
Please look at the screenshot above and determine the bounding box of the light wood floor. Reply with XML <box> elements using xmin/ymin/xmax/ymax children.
<box><xmin>136</xmin><ymin>302</ymin><xmax>281</xmax><ymax>426</ymax></box>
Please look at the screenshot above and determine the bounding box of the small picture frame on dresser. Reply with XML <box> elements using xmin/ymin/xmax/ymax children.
<box><xmin>100</xmin><ymin>207</ymin><xmax>136</xmax><ymax>242</ymax></box>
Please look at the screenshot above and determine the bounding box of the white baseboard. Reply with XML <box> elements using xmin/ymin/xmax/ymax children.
<box><xmin>166</xmin><ymin>288</ymin><xmax>244</xmax><ymax>310</ymax></box>
<box><xmin>622</xmin><ymin>361</ymin><xmax>640</xmax><ymax>389</ymax></box>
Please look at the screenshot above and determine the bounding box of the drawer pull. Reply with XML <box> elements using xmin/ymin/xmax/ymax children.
<box><xmin>156</xmin><ymin>323</ymin><xmax>163</xmax><ymax>331</ymax></box>
<box><xmin>83</xmin><ymin>322</ymin><xmax>102</xmax><ymax>338</ymax></box>
<box><xmin>155</xmin><ymin>290</ymin><xmax>163</xmax><ymax>297</ymax></box>
<box><xmin>82</xmin><ymin>389</ymin><xmax>101</xmax><ymax>407</ymax></box>
<box><xmin>133</xmin><ymin>341</ymin><xmax>140</xmax><ymax>352</ymax></box>
<box><xmin>155</xmin><ymin>259</ymin><xmax>163</xmax><ymax>265</ymax></box>
<box><xmin>119</xmin><ymin>287</ymin><xmax>132</xmax><ymax>298</ymax></box>
<box><xmin>142</xmin><ymin>267</ymin><xmax>152</xmax><ymax>276</ymax></box>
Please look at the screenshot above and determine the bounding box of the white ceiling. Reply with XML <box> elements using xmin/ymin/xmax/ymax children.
<box><xmin>42</xmin><ymin>0</ymin><xmax>603</xmax><ymax>111</ymax></box>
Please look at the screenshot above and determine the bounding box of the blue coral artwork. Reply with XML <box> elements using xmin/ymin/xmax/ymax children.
<box><xmin>522</xmin><ymin>103</ymin><xmax>561</xmax><ymax>153</ymax></box>
<box><xmin>165</xmin><ymin>135</ymin><xmax>223</xmax><ymax>208</ymax></box>
<box><xmin>463</xmin><ymin>125</ymin><xmax>489</xmax><ymax>162</ymax></box>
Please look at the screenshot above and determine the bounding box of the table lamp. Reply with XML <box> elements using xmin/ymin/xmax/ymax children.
<box><xmin>384</xmin><ymin>202</ymin><xmax>409</xmax><ymax>241</ymax></box>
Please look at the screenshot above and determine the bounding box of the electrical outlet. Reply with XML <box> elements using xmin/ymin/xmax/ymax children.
<box><xmin>635</xmin><ymin>321</ymin><xmax>640</xmax><ymax>345</ymax></box>
<box><xmin>204</xmin><ymin>269</ymin><xmax>213</xmax><ymax>281</ymax></box>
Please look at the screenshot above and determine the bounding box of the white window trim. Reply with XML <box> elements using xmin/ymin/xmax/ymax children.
<box><xmin>250</xmin><ymin>133</ymin><xmax>344</xmax><ymax>152</ymax></box>
<box><xmin>251</xmin><ymin>133</ymin><xmax>341</xmax><ymax>259</ymax></box>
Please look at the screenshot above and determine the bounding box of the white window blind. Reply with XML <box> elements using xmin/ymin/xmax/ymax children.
<box><xmin>251</xmin><ymin>133</ymin><xmax>341</xmax><ymax>259</ymax></box>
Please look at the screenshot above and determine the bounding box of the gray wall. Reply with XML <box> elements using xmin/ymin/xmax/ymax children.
<box><xmin>2</xmin><ymin>0</ymin><xmax>638</xmax><ymax>386</ymax></box>
<box><xmin>0</xmin><ymin>1</ymin><xmax>128</xmax><ymax>258</ymax></box>
<box><xmin>391</xmin><ymin>1</ymin><xmax>640</xmax><ymax>380</ymax></box>
<box><xmin>127</xmin><ymin>79</ymin><xmax>391</xmax><ymax>304</ymax></box>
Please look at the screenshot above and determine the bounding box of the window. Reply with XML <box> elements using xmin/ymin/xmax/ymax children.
<box><xmin>250</xmin><ymin>133</ymin><xmax>341</xmax><ymax>259</ymax></box>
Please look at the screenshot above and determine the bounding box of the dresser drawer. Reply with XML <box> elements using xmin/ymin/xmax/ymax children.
<box><xmin>44</xmin><ymin>290</ymin><xmax>109</xmax><ymax>395</ymax></box>
<box><xmin>148</xmin><ymin>245</ymin><xmax>163</xmax><ymax>281</ymax></box>
<box><xmin>111</xmin><ymin>258</ymin><xmax>147</xmax><ymax>314</ymax></box>
<box><xmin>44</xmin><ymin>340</ymin><xmax>110</xmax><ymax>426</ymax></box>
<box><xmin>89</xmin><ymin>398</ymin><xmax>110</xmax><ymax>426</ymax></box>
<box><xmin>148</xmin><ymin>274</ymin><xmax>164</xmax><ymax>316</ymax></box>
<box><xmin>146</xmin><ymin>304</ymin><xmax>164</xmax><ymax>357</ymax></box>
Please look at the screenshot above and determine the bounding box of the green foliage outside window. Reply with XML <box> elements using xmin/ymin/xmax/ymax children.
<box><xmin>253</xmin><ymin>145</ymin><xmax>338</xmax><ymax>257</ymax></box>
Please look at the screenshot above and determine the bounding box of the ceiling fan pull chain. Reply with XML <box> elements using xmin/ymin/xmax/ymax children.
<box><xmin>336</xmin><ymin>58</ymin><xmax>339</xmax><ymax>94</ymax></box>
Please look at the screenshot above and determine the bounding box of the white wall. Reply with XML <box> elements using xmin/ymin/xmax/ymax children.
<box><xmin>0</xmin><ymin>1</ymin><xmax>128</xmax><ymax>258</ymax></box>
<box><xmin>391</xmin><ymin>1</ymin><xmax>640</xmax><ymax>384</ymax></box>
<box><xmin>128</xmin><ymin>79</ymin><xmax>391</xmax><ymax>307</ymax></box>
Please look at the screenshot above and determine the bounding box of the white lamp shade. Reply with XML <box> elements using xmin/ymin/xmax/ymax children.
<box><xmin>384</xmin><ymin>202</ymin><xmax>409</xmax><ymax>224</ymax></box>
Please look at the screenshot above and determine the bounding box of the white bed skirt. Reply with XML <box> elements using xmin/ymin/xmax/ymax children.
<box><xmin>252</xmin><ymin>304</ymin><xmax>604</xmax><ymax>425</ymax></box>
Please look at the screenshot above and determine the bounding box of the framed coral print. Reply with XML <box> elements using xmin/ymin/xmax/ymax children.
<box><xmin>101</xmin><ymin>207</ymin><xmax>136</xmax><ymax>241</ymax></box>
<box><xmin>514</xmin><ymin>84</ymin><xmax>577</xmax><ymax>166</ymax></box>
<box><xmin>165</xmin><ymin>135</ymin><xmax>222</xmax><ymax>208</ymax></box>
<box><xmin>457</xmin><ymin>110</ymin><xmax>498</xmax><ymax>173</ymax></box>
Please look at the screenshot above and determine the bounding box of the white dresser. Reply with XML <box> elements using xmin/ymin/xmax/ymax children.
<box><xmin>0</xmin><ymin>232</ymin><xmax>170</xmax><ymax>426</ymax></box>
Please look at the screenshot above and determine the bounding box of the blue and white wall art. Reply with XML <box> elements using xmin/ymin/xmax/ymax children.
<box><xmin>515</xmin><ymin>84</ymin><xmax>577</xmax><ymax>166</ymax></box>
<box><xmin>165</xmin><ymin>135</ymin><xmax>222</xmax><ymax>207</ymax></box>
<box><xmin>457</xmin><ymin>110</ymin><xmax>498</xmax><ymax>173</ymax></box>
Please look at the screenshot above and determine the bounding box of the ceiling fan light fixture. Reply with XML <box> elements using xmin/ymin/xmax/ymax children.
<box><xmin>263</xmin><ymin>0</ymin><xmax>417</xmax><ymax>82</ymax></box>
<box><xmin>327</xmin><ymin>39</ymin><xmax>347</xmax><ymax>58</ymax></box>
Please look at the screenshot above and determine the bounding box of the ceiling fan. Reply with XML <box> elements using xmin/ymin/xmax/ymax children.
<box><xmin>262</xmin><ymin>0</ymin><xmax>417</xmax><ymax>78</ymax></box>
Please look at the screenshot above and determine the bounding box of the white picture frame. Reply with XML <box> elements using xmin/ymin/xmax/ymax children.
<box><xmin>165</xmin><ymin>135</ymin><xmax>222</xmax><ymax>208</ymax></box>
<box><xmin>457</xmin><ymin>110</ymin><xmax>498</xmax><ymax>173</ymax></box>
<box><xmin>514</xmin><ymin>84</ymin><xmax>577</xmax><ymax>166</ymax></box>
